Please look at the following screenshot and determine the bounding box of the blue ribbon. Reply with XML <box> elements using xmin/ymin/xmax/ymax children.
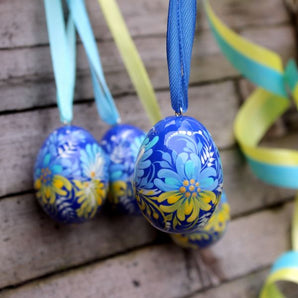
<box><xmin>44</xmin><ymin>0</ymin><xmax>76</xmax><ymax>124</ymax></box>
<box><xmin>166</xmin><ymin>0</ymin><xmax>197</xmax><ymax>114</ymax></box>
<box><xmin>67</xmin><ymin>0</ymin><xmax>120</xmax><ymax>125</ymax></box>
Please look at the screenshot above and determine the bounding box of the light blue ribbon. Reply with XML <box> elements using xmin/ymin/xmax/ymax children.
<box><xmin>67</xmin><ymin>0</ymin><xmax>120</xmax><ymax>125</ymax></box>
<box><xmin>207</xmin><ymin>24</ymin><xmax>287</xmax><ymax>98</ymax></box>
<box><xmin>44</xmin><ymin>0</ymin><xmax>76</xmax><ymax>124</ymax></box>
<box><xmin>271</xmin><ymin>251</ymin><xmax>298</xmax><ymax>273</ymax></box>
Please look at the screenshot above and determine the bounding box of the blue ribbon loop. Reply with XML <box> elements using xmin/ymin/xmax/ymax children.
<box><xmin>166</xmin><ymin>0</ymin><xmax>197</xmax><ymax>114</ymax></box>
<box><xmin>44</xmin><ymin>0</ymin><xmax>76</xmax><ymax>124</ymax></box>
<box><xmin>67</xmin><ymin>0</ymin><xmax>120</xmax><ymax>125</ymax></box>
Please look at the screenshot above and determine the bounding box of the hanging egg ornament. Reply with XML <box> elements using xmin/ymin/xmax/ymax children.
<box><xmin>101</xmin><ymin>124</ymin><xmax>145</xmax><ymax>215</ymax></box>
<box><xmin>133</xmin><ymin>115</ymin><xmax>223</xmax><ymax>233</ymax></box>
<box><xmin>171</xmin><ymin>191</ymin><xmax>230</xmax><ymax>248</ymax></box>
<box><xmin>34</xmin><ymin>126</ymin><xmax>109</xmax><ymax>223</ymax></box>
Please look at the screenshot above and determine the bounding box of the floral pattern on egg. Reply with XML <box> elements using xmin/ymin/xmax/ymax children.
<box><xmin>133</xmin><ymin>116</ymin><xmax>223</xmax><ymax>233</ymax></box>
<box><xmin>171</xmin><ymin>191</ymin><xmax>230</xmax><ymax>248</ymax></box>
<box><xmin>101</xmin><ymin>124</ymin><xmax>145</xmax><ymax>215</ymax></box>
<box><xmin>34</xmin><ymin>126</ymin><xmax>109</xmax><ymax>223</ymax></box>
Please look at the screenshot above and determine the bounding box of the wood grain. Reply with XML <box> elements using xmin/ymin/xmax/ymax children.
<box><xmin>0</xmin><ymin>134</ymin><xmax>295</xmax><ymax>289</ymax></box>
<box><xmin>0</xmin><ymin>193</ymin><xmax>158</xmax><ymax>289</ymax></box>
<box><xmin>0</xmin><ymin>0</ymin><xmax>289</xmax><ymax>49</ymax></box>
<box><xmin>0</xmin><ymin>82</ymin><xmax>238</xmax><ymax>198</ymax></box>
<box><xmin>189</xmin><ymin>269</ymin><xmax>270</xmax><ymax>298</ymax></box>
<box><xmin>1</xmin><ymin>202</ymin><xmax>293</xmax><ymax>297</ymax></box>
<box><xmin>0</xmin><ymin>0</ymin><xmax>296</xmax><ymax>296</ymax></box>
<box><xmin>0</xmin><ymin>25</ymin><xmax>295</xmax><ymax>113</ymax></box>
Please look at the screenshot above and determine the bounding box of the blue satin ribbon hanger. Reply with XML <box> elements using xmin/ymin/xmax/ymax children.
<box><xmin>167</xmin><ymin>0</ymin><xmax>197</xmax><ymax>114</ymax></box>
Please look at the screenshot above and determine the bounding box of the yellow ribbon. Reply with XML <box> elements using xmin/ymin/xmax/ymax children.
<box><xmin>97</xmin><ymin>0</ymin><xmax>162</xmax><ymax>125</ymax></box>
<box><xmin>204</xmin><ymin>1</ymin><xmax>298</xmax><ymax>297</ymax></box>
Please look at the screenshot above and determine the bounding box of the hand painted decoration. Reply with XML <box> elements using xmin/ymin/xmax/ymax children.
<box><xmin>171</xmin><ymin>191</ymin><xmax>230</xmax><ymax>248</ymax></box>
<box><xmin>134</xmin><ymin>116</ymin><xmax>223</xmax><ymax>233</ymax></box>
<box><xmin>133</xmin><ymin>0</ymin><xmax>223</xmax><ymax>233</ymax></box>
<box><xmin>34</xmin><ymin>126</ymin><xmax>109</xmax><ymax>223</ymax></box>
<box><xmin>36</xmin><ymin>0</ymin><xmax>114</xmax><ymax>223</ymax></box>
<box><xmin>101</xmin><ymin>124</ymin><xmax>145</xmax><ymax>215</ymax></box>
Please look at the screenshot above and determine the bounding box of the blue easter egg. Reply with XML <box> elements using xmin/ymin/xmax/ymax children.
<box><xmin>34</xmin><ymin>126</ymin><xmax>109</xmax><ymax>223</ymax></box>
<box><xmin>133</xmin><ymin>115</ymin><xmax>223</xmax><ymax>233</ymax></box>
<box><xmin>171</xmin><ymin>191</ymin><xmax>230</xmax><ymax>248</ymax></box>
<box><xmin>101</xmin><ymin>124</ymin><xmax>146</xmax><ymax>215</ymax></box>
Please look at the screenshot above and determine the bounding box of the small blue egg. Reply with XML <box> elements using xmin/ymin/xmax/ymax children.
<box><xmin>101</xmin><ymin>124</ymin><xmax>146</xmax><ymax>215</ymax></box>
<box><xmin>33</xmin><ymin>126</ymin><xmax>109</xmax><ymax>223</ymax></box>
<box><xmin>171</xmin><ymin>191</ymin><xmax>230</xmax><ymax>248</ymax></box>
<box><xmin>133</xmin><ymin>115</ymin><xmax>223</xmax><ymax>233</ymax></box>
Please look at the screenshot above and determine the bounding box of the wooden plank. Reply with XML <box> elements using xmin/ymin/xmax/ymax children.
<box><xmin>0</xmin><ymin>82</ymin><xmax>239</xmax><ymax>198</ymax></box>
<box><xmin>189</xmin><ymin>269</ymin><xmax>270</xmax><ymax>298</ymax></box>
<box><xmin>0</xmin><ymin>25</ymin><xmax>295</xmax><ymax>113</ymax></box>
<box><xmin>0</xmin><ymin>0</ymin><xmax>289</xmax><ymax>49</ymax></box>
<box><xmin>0</xmin><ymin>123</ymin><xmax>296</xmax><ymax>289</ymax></box>
<box><xmin>194</xmin><ymin>203</ymin><xmax>292</xmax><ymax>284</ymax></box>
<box><xmin>0</xmin><ymin>148</ymin><xmax>294</xmax><ymax>289</ymax></box>
<box><xmin>0</xmin><ymin>193</ymin><xmax>158</xmax><ymax>289</ymax></box>
<box><xmin>1</xmin><ymin>202</ymin><xmax>293</xmax><ymax>297</ymax></box>
<box><xmin>190</xmin><ymin>271</ymin><xmax>298</xmax><ymax>297</ymax></box>
<box><xmin>1</xmin><ymin>245</ymin><xmax>202</xmax><ymax>298</ymax></box>
<box><xmin>0</xmin><ymin>84</ymin><xmax>295</xmax><ymax>289</ymax></box>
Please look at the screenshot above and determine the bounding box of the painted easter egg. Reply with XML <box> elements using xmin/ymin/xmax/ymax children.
<box><xmin>171</xmin><ymin>191</ymin><xmax>230</xmax><ymax>248</ymax></box>
<box><xmin>34</xmin><ymin>125</ymin><xmax>109</xmax><ymax>223</ymax></box>
<box><xmin>133</xmin><ymin>115</ymin><xmax>223</xmax><ymax>233</ymax></box>
<box><xmin>101</xmin><ymin>124</ymin><xmax>145</xmax><ymax>215</ymax></box>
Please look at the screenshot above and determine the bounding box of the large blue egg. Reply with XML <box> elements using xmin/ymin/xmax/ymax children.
<box><xmin>33</xmin><ymin>126</ymin><xmax>109</xmax><ymax>223</ymax></box>
<box><xmin>171</xmin><ymin>191</ymin><xmax>230</xmax><ymax>248</ymax></box>
<box><xmin>101</xmin><ymin>124</ymin><xmax>145</xmax><ymax>215</ymax></box>
<box><xmin>133</xmin><ymin>115</ymin><xmax>223</xmax><ymax>233</ymax></box>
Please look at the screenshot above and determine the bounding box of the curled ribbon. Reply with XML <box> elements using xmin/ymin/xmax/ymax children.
<box><xmin>204</xmin><ymin>0</ymin><xmax>298</xmax><ymax>297</ymax></box>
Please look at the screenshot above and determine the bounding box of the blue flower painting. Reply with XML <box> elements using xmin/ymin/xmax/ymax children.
<box><xmin>101</xmin><ymin>124</ymin><xmax>145</xmax><ymax>215</ymax></box>
<box><xmin>134</xmin><ymin>116</ymin><xmax>223</xmax><ymax>233</ymax></box>
<box><xmin>34</xmin><ymin>126</ymin><xmax>109</xmax><ymax>223</ymax></box>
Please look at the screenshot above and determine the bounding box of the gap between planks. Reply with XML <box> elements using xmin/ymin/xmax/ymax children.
<box><xmin>0</xmin><ymin>200</ymin><xmax>294</xmax><ymax>298</ymax></box>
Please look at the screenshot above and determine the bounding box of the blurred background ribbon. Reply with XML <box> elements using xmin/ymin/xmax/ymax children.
<box><xmin>204</xmin><ymin>0</ymin><xmax>298</xmax><ymax>297</ymax></box>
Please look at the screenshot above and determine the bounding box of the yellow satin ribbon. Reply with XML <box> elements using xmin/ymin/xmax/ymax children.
<box><xmin>204</xmin><ymin>1</ymin><xmax>298</xmax><ymax>297</ymax></box>
<box><xmin>260</xmin><ymin>193</ymin><xmax>298</xmax><ymax>298</ymax></box>
<box><xmin>204</xmin><ymin>0</ymin><xmax>283</xmax><ymax>74</ymax></box>
<box><xmin>97</xmin><ymin>0</ymin><xmax>162</xmax><ymax>125</ymax></box>
<box><xmin>260</xmin><ymin>268</ymin><xmax>298</xmax><ymax>298</ymax></box>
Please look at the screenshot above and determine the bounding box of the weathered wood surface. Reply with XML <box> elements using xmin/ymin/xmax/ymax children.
<box><xmin>0</xmin><ymin>80</ymin><xmax>295</xmax><ymax>202</ymax></box>
<box><xmin>0</xmin><ymin>194</ymin><xmax>157</xmax><ymax>289</ymax></box>
<box><xmin>0</xmin><ymin>25</ymin><xmax>294</xmax><ymax>113</ymax></box>
<box><xmin>0</xmin><ymin>137</ymin><xmax>295</xmax><ymax>289</ymax></box>
<box><xmin>190</xmin><ymin>268</ymin><xmax>298</xmax><ymax>298</ymax></box>
<box><xmin>1</xmin><ymin>202</ymin><xmax>293</xmax><ymax>298</ymax></box>
<box><xmin>0</xmin><ymin>0</ymin><xmax>297</xmax><ymax>296</ymax></box>
<box><xmin>0</xmin><ymin>0</ymin><xmax>289</xmax><ymax>49</ymax></box>
<box><xmin>0</xmin><ymin>0</ymin><xmax>295</xmax><ymax>113</ymax></box>
<box><xmin>0</xmin><ymin>82</ymin><xmax>239</xmax><ymax>198</ymax></box>
<box><xmin>189</xmin><ymin>269</ymin><xmax>270</xmax><ymax>298</ymax></box>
